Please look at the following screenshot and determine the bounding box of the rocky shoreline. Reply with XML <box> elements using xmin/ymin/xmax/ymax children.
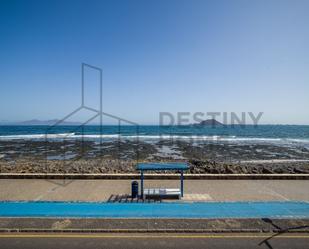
<box><xmin>0</xmin><ymin>139</ymin><xmax>309</xmax><ymax>174</ymax></box>
<box><xmin>1</xmin><ymin>159</ymin><xmax>309</xmax><ymax>174</ymax></box>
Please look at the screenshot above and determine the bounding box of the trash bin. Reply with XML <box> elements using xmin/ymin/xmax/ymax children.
<box><xmin>131</xmin><ymin>181</ymin><xmax>139</xmax><ymax>198</ymax></box>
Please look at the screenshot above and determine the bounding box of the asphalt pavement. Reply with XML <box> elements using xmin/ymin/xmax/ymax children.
<box><xmin>0</xmin><ymin>233</ymin><xmax>309</xmax><ymax>249</ymax></box>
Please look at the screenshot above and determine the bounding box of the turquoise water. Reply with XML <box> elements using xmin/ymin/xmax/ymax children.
<box><xmin>0</xmin><ymin>125</ymin><xmax>308</xmax><ymax>138</ymax></box>
<box><xmin>0</xmin><ymin>125</ymin><xmax>309</xmax><ymax>147</ymax></box>
<box><xmin>0</xmin><ymin>201</ymin><xmax>308</xmax><ymax>218</ymax></box>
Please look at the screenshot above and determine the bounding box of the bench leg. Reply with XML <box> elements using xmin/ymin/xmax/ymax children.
<box><xmin>140</xmin><ymin>171</ymin><xmax>144</xmax><ymax>199</ymax></box>
<box><xmin>181</xmin><ymin>171</ymin><xmax>184</xmax><ymax>197</ymax></box>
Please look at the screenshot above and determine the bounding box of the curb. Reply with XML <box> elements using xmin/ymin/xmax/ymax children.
<box><xmin>1</xmin><ymin>173</ymin><xmax>309</xmax><ymax>180</ymax></box>
<box><xmin>0</xmin><ymin>228</ymin><xmax>260</xmax><ymax>233</ymax></box>
<box><xmin>1</xmin><ymin>228</ymin><xmax>309</xmax><ymax>233</ymax></box>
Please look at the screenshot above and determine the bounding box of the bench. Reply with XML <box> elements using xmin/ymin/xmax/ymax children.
<box><xmin>143</xmin><ymin>188</ymin><xmax>181</xmax><ymax>199</ymax></box>
<box><xmin>136</xmin><ymin>162</ymin><xmax>189</xmax><ymax>199</ymax></box>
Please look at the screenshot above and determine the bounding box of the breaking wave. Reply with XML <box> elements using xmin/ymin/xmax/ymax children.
<box><xmin>1</xmin><ymin>133</ymin><xmax>309</xmax><ymax>146</ymax></box>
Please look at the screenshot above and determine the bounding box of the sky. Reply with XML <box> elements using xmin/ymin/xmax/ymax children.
<box><xmin>0</xmin><ymin>0</ymin><xmax>308</xmax><ymax>125</ymax></box>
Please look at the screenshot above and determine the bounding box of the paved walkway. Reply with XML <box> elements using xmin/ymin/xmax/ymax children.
<box><xmin>1</xmin><ymin>201</ymin><xmax>309</xmax><ymax>218</ymax></box>
<box><xmin>0</xmin><ymin>179</ymin><xmax>309</xmax><ymax>202</ymax></box>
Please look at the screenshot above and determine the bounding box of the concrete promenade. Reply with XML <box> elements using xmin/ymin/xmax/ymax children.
<box><xmin>1</xmin><ymin>179</ymin><xmax>309</xmax><ymax>235</ymax></box>
<box><xmin>0</xmin><ymin>179</ymin><xmax>309</xmax><ymax>202</ymax></box>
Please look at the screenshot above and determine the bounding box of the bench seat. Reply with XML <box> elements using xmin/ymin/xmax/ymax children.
<box><xmin>143</xmin><ymin>188</ymin><xmax>181</xmax><ymax>199</ymax></box>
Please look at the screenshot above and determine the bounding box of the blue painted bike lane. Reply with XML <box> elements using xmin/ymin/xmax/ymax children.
<box><xmin>0</xmin><ymin>201</ymin><xmax>309</xmax><ymax>218</ymax></box>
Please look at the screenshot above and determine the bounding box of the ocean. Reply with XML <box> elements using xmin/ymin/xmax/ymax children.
<box><xmin>0</xmin><ymin>125</ymin><xmax>309</xmax><ymax>148</ymax></box>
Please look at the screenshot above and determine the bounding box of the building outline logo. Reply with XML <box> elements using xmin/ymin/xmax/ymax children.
<box><xmin>44</xmin><ymin>63</ymin><xmax>139</xmax><ymax>186</ymax></box>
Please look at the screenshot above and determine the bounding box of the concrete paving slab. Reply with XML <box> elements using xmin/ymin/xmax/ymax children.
<box><xmin>0</xmin><ymin>179</ymin><xmax>309</xmax><ymax>202</ymax></box>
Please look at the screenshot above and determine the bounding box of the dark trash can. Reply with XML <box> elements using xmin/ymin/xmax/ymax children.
<box><xmin>131</xmin><ymin>181</ymin><xmax>139</xmax><ymax>198</ymax></box>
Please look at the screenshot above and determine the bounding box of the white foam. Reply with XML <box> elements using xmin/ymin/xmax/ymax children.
<box><xmin>0</xmin><ymin>133</ymin><xmax>309</xmax><ymax>146</ymax></box>
<box><xmin>0</xmin><ymin>133</ymin><xmax>75</xmax><ymax>140</ymax></box>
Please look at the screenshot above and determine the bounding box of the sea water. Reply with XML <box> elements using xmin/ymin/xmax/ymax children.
<box><xmin>0</xmin><ymin>125</ymin><xmax>309</xmax><ymax>147</ymax></box>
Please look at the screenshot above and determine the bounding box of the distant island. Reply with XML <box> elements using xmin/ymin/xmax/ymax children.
<box><xmin>0</xmin><ymin>119</ymin><xmax>81</xmax><ymax>125</ymax></box>
<box><xmin>194</xmin><ymin>119</ymin><xmax>223</xmax><ymax>126</ymax></box>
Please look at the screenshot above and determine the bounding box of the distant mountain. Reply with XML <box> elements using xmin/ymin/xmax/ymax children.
<box><xmin>194</xmin><ymin>119</ymin><xmax>223</xmax><ymax>126</ymax></box>
<box><xmin>1</xmin><ymin>119</ymin><xmax>81</xmax><ymax>125</ymax></box>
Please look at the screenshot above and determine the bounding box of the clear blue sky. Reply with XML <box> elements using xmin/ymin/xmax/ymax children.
<box><xmin>0</xmin><ymin>0</ymin><xmax>308</xmax><ymax>125</ymax></box>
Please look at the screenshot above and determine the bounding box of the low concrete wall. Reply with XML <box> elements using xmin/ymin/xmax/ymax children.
<box><xmin>0</xmin><ymin>173</ymin><xmax>309</xmax><ymax>179</ymax></box>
